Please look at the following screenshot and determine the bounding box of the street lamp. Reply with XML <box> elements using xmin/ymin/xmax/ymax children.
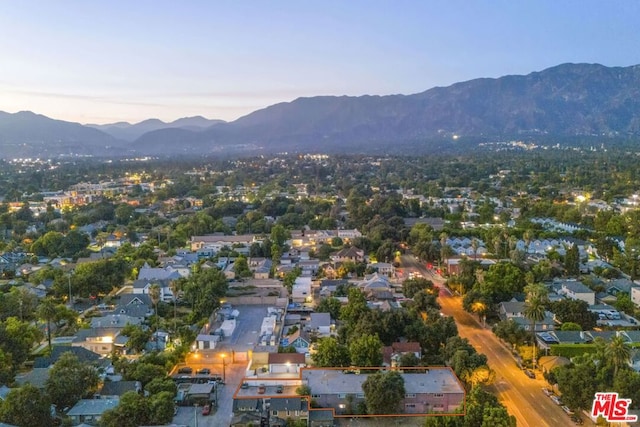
<box><xmin>221</xmin><ymin>354</ymin><xmax>226</xmax><ymax>384</ymax></box>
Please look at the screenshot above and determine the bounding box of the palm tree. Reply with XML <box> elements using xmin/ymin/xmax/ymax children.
<box><xmin>607</xmin><ymin>335</ymin><xmax>631</xmax><ymax>378</ymax></box>
<box><xmin>169</xmin><ymin>279</ymin><xmax>180</xmax><ymax>332</ymax></box>
<box><xmin>523</xmin><ymin>283</ymin><xmax>548</xmax><ymax>369</ymax></box>
<box><xmin>37</xmin><ymin>298</ymin><xmax>57</xmax><ymax>354</ymax></box>
<box><xmin>149</xmin><ymin>284</ymin><xmax>161</xmax><ymax>350</ymax></box>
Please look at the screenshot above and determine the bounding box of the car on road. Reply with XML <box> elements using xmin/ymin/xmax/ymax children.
<box><xmin>550</xmin><ymin>395</ymin><xmax>563</xmax><ymax>405</ymax></box>
<box><xmin>570</xmin><ymin>415</ymin><xmax>584</xmax><ymax>425</ymax></box>
<box><xmin>561</xmin><ymin>406</ymin><xmax>574</xmax><ymax>415</ymax></box>
<box><xmin>541</xmin><ymin>388</ymin><xmax>552</xmax><ymax>396</ymax></box>
<box><xmin>524</xmin><ymin>370</ymin><xmax>536</xmax><ymax>379</ymax></box>
<box><xmin>177</xmin><ymin>367</ymin><xmax>193</xmax><ymax>374</ymax></box>
<box><xmin>196</xmin><ymin>368</ymin><xmax>210</xmax><ymax>375</ymax></box>
<box><xmin>202</xmin><ymin>404</ymin><xmax>211</xmax><ymax>416</ymax></box>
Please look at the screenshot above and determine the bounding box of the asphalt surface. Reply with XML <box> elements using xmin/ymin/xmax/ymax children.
<box><xmin>401</xmin><ymin>255</ymin><xmax>593</xmax><ymax>427</ymax></box>
<box><xmin>172</xmin><ymin>305</ymin><xmax>270</xmax><ymax>426</ymax></box>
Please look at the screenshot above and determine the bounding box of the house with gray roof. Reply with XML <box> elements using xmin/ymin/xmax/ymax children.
<box><xmin>556</xmin><ymin>279</ymin><xmax>595</xmax><ymax>305</ymax></box>
<box><xmin>302</xmin><ymin>368</ymin><xmax>464</xmax><ymax>415</ymax></box>
<box><xmin>67</xmin><ymin>398</ymin><xmax>119</xmax><ymax>425</ymax></box>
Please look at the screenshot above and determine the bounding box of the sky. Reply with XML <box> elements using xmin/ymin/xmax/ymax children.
<box><xmin>1</xmin><ymin>1</ymin><xmax>639</xmax><ymax>125</ymax></box>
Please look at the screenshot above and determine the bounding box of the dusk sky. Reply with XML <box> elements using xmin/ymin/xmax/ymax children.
<box><xmin>1</xmin><ymin>1</ymin><xmax>639</xmax><ymax>125</ymax></box>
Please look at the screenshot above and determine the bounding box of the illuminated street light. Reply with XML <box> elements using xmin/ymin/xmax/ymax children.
<box><xmin>221</xmin><ymin>354</ymin><xmax>226</xmax><ymax>384</ymax></box>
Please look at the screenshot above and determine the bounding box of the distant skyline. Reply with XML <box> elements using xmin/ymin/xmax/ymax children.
<box><xmin>1</xmin><ymin>1</ymin><xmax>639</xmax><ymax>125</ymax></box>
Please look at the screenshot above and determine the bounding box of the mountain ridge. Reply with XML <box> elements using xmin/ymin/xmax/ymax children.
<box><xmin>2</xmin><ymin>62</ymin><xmax>640</xmax><ymax>158</ymax></box>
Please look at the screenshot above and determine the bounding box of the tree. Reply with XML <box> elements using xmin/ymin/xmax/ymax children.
<box><xmin>492</xmin><ymin>320</ymin><xmax>528</xmax><ymax>348</ymax></box>
<box><xmin>145</xmin><ymin>378</ymin><xmax>177</xmax><ymax>396</ymax></box>
<box><xmin>551</xmin><ymin>299</ymin><xmax>598</xmax><ymax>330</ymax></box>
<box><xmin>362</xmin><ymin>370</ymin><xmax>405</xmax><ymax>414</ymax></box>
<box><xmin>349</xmin><ymin>333</ymin><xmax>383</xmax><ymax>367</ymax></box>
<box><xmin>523</xmin><ymin>283</ymin><xmax>548</xmax><ymax>368</ymax></box>
<box><xmin>169</xmin><ymin>279</ymin><xmax>180</xmax><ymax>332</ymax></box>
<box><xmin>607</xmin><ymin>335</ymin><xmax>631</xmax><ymax>378</ymax></box>
<box><xmin>479</xmin><ymin>262</ymin><xmax>526</xmax><ymax>303</ymax></box>
<box><xmin>614</xmin><ymin>293</ymin><xmax>635</xmax><ymax>314</ymax></box>
<box><xmin>181</xmin><ymin>267</ymin><xmax>228</xmax><ymax>322</ymax></box>
<box><xmin>402</xmin><ymin>277</ymin><xmax>435</xmax><ymax>299</ymax></box>
<box><xmin>560</xmin><ymin>322</ymin><xmax>582</xmax><ymax>331</ymax></box>
<box><xmin>312</xmin><ymin>337</ymin><xmax>350</xmax><ymax>367</ymax></box>
<box><xmin>555</xmin><ymin>357</ymin><xmax>599</xmax><ymax>410</ymax></box>
<box><xmin>564</xmin><ymin>244</ymin><xmax>580</xmax><ymax>276</ymax></box>
<box><xmin>100</xmin><ymin>391</ymin><xmax>151</xmax><ymax>427</ymax></box>
<box><xmin>0</xmin><ymin>384</ymin><xmax>52</xmax><ymax>427</ymax></box>
<box><xmin>148</xmin><ymin>283</ymin><xmax>161</xmax><ymax>349</ymax></box>
<box><xmin>37</xmin><ymin>298</ymin><xmax>57</xmax><ymax>353</ymax></box>
<box><xmin>46</xmin><ymin>352</ymin><xmax>100</xmax><ymax>410</ymax></box>
<box><xmin>316</xmin><ymin>297</ymin><xmax>341</xmax><ymax>320</ymax></box>
<box><xmin>233</xmin><ymin>255</ymin><xmax>252</xmax><ymax>278</ymax></box>
<box><xmin>0</xmin><ymin>317</ymin><xmax>42</xmax><ymax>373</ymax></box>
<box><xmin>340</xmin><ymin>288</ymin><xmax>369</xmax><ymax>326</ymax></box>
<box><xmin>121</xmin><ymin>324</ymin><xmax>152</xmax><ymax>353</ymax></box>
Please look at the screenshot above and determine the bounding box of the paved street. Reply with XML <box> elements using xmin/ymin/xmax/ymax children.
<box><xmin>401</xmin><ymin>255</ymin><xmax>593</xmax><ymax>427</ymax></box>
<box><xmin>173</xmin><ymin>305</ymin><xmax>270</xmax><ymax>426</ymax></box>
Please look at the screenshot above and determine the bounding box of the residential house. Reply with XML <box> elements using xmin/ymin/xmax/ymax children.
<box><xmin>268</xmin><ymin>352</ymin><xmax>306</xmax><ymax>375</ymax></box>
<box><xmin>292</xmin><ymin>277</ymin><xmax>312</xmax><ymax>303</ymax></box>
<box><xmin>34</xmin><ymin>347</ymin><xmax>102</xmax><ymax>369</ymax></box>
<box><xmin>189</xmin><ymin>234</ymin><xmax>257</xmax><ymax>252</ymax></box>
<box><xmin>280</xmin><ymin>326</ymin><xmax>310</xmax><ymax>354</ymax></box>
<box><xmin>557</xmin><ymin>280</ymin><xmax>596</xmax><ymax>305</ymax></box>
<box><xmin>98</xmin><ymin>381</ymin><xmax>142</xmax><ymax>398</ymax></box>
<box><xmin>248</xmin><ymin>257</ymin><xmax>273</xmax><ymax>279</ymax></box>
<box><xmin>308</xmin><ymin>313</ymin><xmax>332</xmax><ymax>337</ymax></box>
<box><xmin>132</xmin><ymin>278</ymin><xmax>177</xmax><ymax>303</ymax></box>
<box><xmin>302</xmin><ymin>368</ymin><xmax>465</xmax><ymax>415</ymax></box>
<box><xmin>330</xmin><ymin>247</ymin><xmax>365</xmax><ymax>264</ymax></box>
<box><xmin>67</xmin><ymin>398</ymin><xmax>120</xmax><ymax>425</ymax></box>
<box><xmin>631</xmin><ymin>286</ymin><xmax>640</xmax><ymax>307</ymax></box>
<box><xmin>367</xmin><ymin>262</ymin><xmax>395</xmax><ymax>275</ymax></box>
<box><xmin>382</xmin><ymin>342</ymin><xmax>422</xmax><ymax>367</ymax></box>
<box><xmin>72</xmin><ymin>327</ymin><xmax>125</xmax><ymax>356</ymax></box>
<box><xmin>298</xmin><ymin>259</ymin><xmax>319</xmax><ymax>277</ymax></box>
<box><xmin>270</xmin><ymin>397</ymin><xmax>309</xmax><ymax>424</ymax></box>
<box><xmin>112</xmin><ymin>294</ymin><xmax>153</xmax><ymax>321</ymax></box>
<box><xmin>498</xmin><ymin>300</ymin><xmax>555</xmax><ymax>332</ymax></box>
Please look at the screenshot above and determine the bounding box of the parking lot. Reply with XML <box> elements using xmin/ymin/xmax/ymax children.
<box><xmin>172</xmin><ymin>304</ymin><xmax>278</xmax><ymax>426</ymax></box>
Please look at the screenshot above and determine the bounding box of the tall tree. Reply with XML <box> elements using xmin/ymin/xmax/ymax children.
<box><xmin>361</xmin><ymin>370</ymin><xmax>405</xmax><ymax>414</ymax></box>
<box><xmin>607</xmin><ymin>335</ymin><xmax>631</xmax><ymax>378</ymax></box>
<box><xmin>0</xmin><ymin>384</ymin><xmax>52</xmax><ymax>427</ymax></box>
<box><xmin>148</xmin><ymin>283</ymin><xmax>161</xmax><ymax>350</ymax></box>
<box><xmin>36</xmin><ymin>298</ymin><xmax>57</xmax><ymax>354</ymax></box>
<box><xmin>45</xmin><ymin>352</ymin><xmax>100</xmax><ymax>409</ymax></box>
<box><xmin>523</xmin><ymin>283</ymin><xmax>548</xmax><ymax>369</ymax></box>
<box><xmin>349</xmin><ymin>333</ymin><xmax>383</xmax><ymax>367</ymax></box>
<box><xmin>564</xmin><ymin>243</ymin><xmax>580</xmax><ymax>276</ymax></box>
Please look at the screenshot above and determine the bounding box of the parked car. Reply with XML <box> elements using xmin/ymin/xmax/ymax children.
<box><xmin>276</xmin><ymin>385</ymin><xmax>283</xmax><ymax>394</ymax></box>
<box><xmin>524</xmin><ymin>370</ymin><xmax>536</xmax><ymax>379</ymax></box>
<box><xmin>562</xmin><ymin>406</ymin><xmax>574</xmax><ymax>415</ymax></box>
<box><xmin>550</xmin><ymin>395</ymin><xmax>563</xmax><ymax>405</ymax></box>
<box><xmin>570</xmin><ymin>415</ymin><xmax>584</xmax><ymax>425</ymax></box>
<box><xmin>197</xmin><ymin>368</ymin><xmax>211</xmax><ymax>375</ymax></box>
<box><xmin>241</xmin><ymin>382</ymin><xmax>249</xmax><ymax>389</ymax></box>
<box><xmin>177</xmin><ymin>367</ymin><xmax>193</xmax><ymax>374</ymax></box>
<box><xmin>258</xmin><ymin>384</ymin><xmax>266</xmax><ymax>394</ymax></box>
<box><xmin>202</xmin><ymin>404</ymin><xmax>211</xmax><ymax>416</ymax></box>
<box><xmin>541</xmin><ymin>388</ymin><xmax>552</xmax><ymax>396</ymax></box>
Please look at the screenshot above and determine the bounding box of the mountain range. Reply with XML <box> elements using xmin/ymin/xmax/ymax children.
<box><xmin>2</xmin><ymin>63</ymin><xmax>640</xmax><ymax>158</ymax></box>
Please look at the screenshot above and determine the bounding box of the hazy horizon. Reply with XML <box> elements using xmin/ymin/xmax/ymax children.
<box><xmin>1</xmin><ymin>1</ymin><xmax>639</xmax><ymax>124</ymax></box>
